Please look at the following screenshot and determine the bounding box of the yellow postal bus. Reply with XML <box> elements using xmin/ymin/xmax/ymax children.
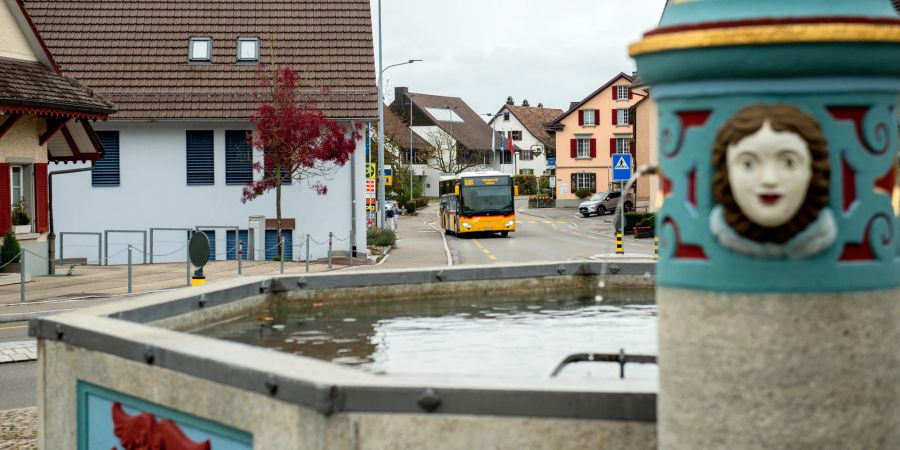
<box><xmin>438</xmin><ymin>171</ymin><xmax>516</xmax><ymax>237</ymax></box>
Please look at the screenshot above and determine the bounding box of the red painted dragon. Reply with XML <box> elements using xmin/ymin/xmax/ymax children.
<box><xmin>111</xmin><ymin>402</ymin><xmax>211</xmax><ymax>450</ymax></box>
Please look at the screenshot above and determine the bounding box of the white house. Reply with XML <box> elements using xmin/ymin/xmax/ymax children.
<box><xmin>488</xmin><ymin>99</ymin><xmax>563</xmax><ymax>179</ymax></box>
<box><xmin>388</xmin><ymin>88</ymin><xmax>494</xmax><ymax>198</ymax></box>
<box><xmin>25</xmin><ymin>0</ymin><xmax>376</xmax><ymax>264</ymax></box>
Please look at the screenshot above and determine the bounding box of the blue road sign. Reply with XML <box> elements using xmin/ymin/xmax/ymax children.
<box><xmin>547</xmin><ymin>157</ymin><xmax>556</xmax><ymax>167</ymax></box>
<box><xmin>612</xmin><ymin>154</ymin><xmax>632</xmax><ymax>181</ymax></box>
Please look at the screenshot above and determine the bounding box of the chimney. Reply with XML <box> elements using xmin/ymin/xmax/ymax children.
<box><xmin>632</xmin><ymin>71</ymin><xmax>638</xmax><ymax>78</ymax></box>
<box><xmin>506</xmin><ymin>96</ymin><xmax>514</xmax><ymax>105</ymax></box>
<box><xmin>538</xmin><ymin>103</ymin><xmax>544</xmax><ymax>108</ymax></box>
<box><xmin>522</xmin><ymin>99</ymin><xmax>530</xmax><ymax>107</ymax></box>
<box><xmin>569</xmin><ymin>101</ymin><xmax>579</xmax><ymax>110</ymax></box>
<box><xmin>395</xmin><ymin>87</ymin><xmax>409</xmax><ymax>105</ymax></box>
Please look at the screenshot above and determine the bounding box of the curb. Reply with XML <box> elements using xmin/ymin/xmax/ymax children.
<box><xmin>0</xmin><ymin>308</ymin><xmax>77</xmax><ymax>324</ymax></box>
<box><xmin>424</xmin><ymin>220</ymin><xmax>453</xmax><ymax>266</ymax></box>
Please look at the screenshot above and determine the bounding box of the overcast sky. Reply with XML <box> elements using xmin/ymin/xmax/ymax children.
<box><xmin>370</xmin><ymin>0</ymin><xmax>668</xmax><ymax>118</ymax></box>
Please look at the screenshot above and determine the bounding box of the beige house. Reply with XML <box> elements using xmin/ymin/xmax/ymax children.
<box><xmin>548</xmin><ymin>73</ymin><xmax>644</xmax><ymax>207</ymax></box>
<box><xmin>0</xmin><ymin>0</ymin><xmax>113</xmax><ymax>274</ymax></box>
<box><xmin>631</xmin><ymin>87</ymin><xmax>660</xmax><ymax>212</ymax></box>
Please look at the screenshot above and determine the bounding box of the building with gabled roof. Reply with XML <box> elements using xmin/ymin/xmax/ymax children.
<box><xmin>389</xmin><ymin>87</ymin><xmax>494</xmax><ymax>197</ymax></box>
<box><xmin>0</xmin><ymin>0</ymin><xmax>114</xmax><ymax>274</ymax></box>
<box><xmin>488</xmin><ymin>99</ymin><xmax>563</xmax><ymax>179</ymax></box>
<box><xmin>25</xmin><ymin>0</ymin><xmax>376</xmax><ymax>263</ymax></box>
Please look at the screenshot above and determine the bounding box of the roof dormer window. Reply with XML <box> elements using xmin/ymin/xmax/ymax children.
<box><xmin>237</xmin><ymin>37</ymin><xmax>259</xmax><ymax>62</ymax></box>
<box><xmin>189</xmin><ymin>37</ymin><xmax>212</xmax><ymax>62</ymax></box>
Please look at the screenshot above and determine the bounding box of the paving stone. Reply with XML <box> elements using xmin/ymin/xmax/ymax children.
<box><xmin>0</xmin><ymin>355</ymin><xmax>11</xmax><ymax>363</ymax></box>
<box><xmin>0</xmin><ymin>407</ymin><xmax>37</xmax><ymax>450</ymax></box>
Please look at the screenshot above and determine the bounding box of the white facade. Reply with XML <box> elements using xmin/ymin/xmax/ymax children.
<box><xmin>491</xmin><ymin>108</ymin><xmax>549</xmax><ymax>176</ymax></box>
<box><xmin>51</xmin><ymin>121</ymin><xmax>368</xmax><ymax>265</ymax></box>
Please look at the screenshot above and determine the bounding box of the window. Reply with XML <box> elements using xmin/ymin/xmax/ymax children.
<box><xmin>519</xmin><ymin>168</ymin><xmax>534</xmax><ymax>175</ymax></box>
<box><xmin>503</xmin><ymin>113</ymin><xmax>510</xmax><ymax>121</ymax></box>
<box><xmin>617</xmin><ymin>86</ymin><xmax>630</xmax><ymax>100</ymax></box>
<box><xmin>186</xmin><ymin>130</ymin><xmax>215</xmax><ymax>185</ymax></box>
<box><xmin>577</xmin><ymin>138</ymin><xmax>591</xmax><ymax>158</ymax></box>
<box><xmin>226</xmin><ymin>230</ymin><xmax>249</xmax><ymax>260</ymax></box>
<box><xmin>583</xmin><ymin>110</ymin><xmax>596</xmax><ymax>126</ymax></box>
<box><xmin>574</xmin><ymin>173</ymin><xmax>593</xmax><ymax>190</ymax></box>
<box><xmin>425</xmin><ymin>107</ymin><xmax>464</xmax><ymax>122</ymax></box>
<box><xmin>617</xmin><ymin>137</ymin><xmax>631</xmax><ymax>154</ymax></box>
<box><xmin>520</xmin><ymin>149</ymin><xmax>534</xmax><ymax>161</ymax></box>
<box><xmin>499</xmin><ymin>151</ymin><xmax>512</xmax><ymax>164</ymax></box>
<box><xmin>225</xmin><ymin>130</ymin><xmax>253</xmax><ymax>185</ymax></box>
<box><xmin>237</xmin><ymin>38</ymin><xmax>259</xmax><ymax>62</ymax></box>
<box><xmin>265</xmin><ymin>230</ymin><xmax>293</xmax><ymax>260</ymax></box>
<box><xmin>92</xmin><ymin>131</ymin><xmax>120</xmax><ymax>186</ymax></box>
<box><xmin>511</xmin><ymin>131</ymin><xmax>522</xmax><ymax>141</ymax></box>
<box><xmin>189</xmin><ymin>37</ymin><xmax>212</xmax><ymax>62</ymax></box>
<box><xmin>617</xmin><ymin>108</ymin><xmax>629</xmax><ymax>125</ymax></box>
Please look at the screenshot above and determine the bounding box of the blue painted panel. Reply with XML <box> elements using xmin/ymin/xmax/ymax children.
<box><xmin>612</xmin><ymin>154</ymin><xmax>632</xmax><ymax>181</ymax></box>
<box><xmin>265</xmin><ymin>230</ymin><xmax>292</xmax><ymax>260</ymax></box>
<box><xmin>226</xmin><ymin>230</ymin><xmax>248</xmax><ymax>260</ymax></box>
<box><xmin>186</xmin><ymin>130</ymin><xmax>214</xmax><ymax>185</ymax></box>
<box><xmin>77</xmin><ymin>381</ymin><xmax>252</xmax><ymax>450</ymax></box>
<box><xmin>225</xmin><ymin>130</ymin><xmax>252</xmax><ymax>185</ymax></box>
<box><xmin>92</xmin><ymin>131</ymin><xmax>120</xmax><ymax>187</ymax></box>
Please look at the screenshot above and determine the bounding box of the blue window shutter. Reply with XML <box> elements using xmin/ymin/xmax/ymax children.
<box><xmin>225</xmin><ymin>131</ymin><xmax>252</xmax><ymax>185</ymax></box>
<box><xmin>265</xmin><ymin>229</ymin><xmax>292</xmax><ymax>260</ymax></box>
<box><xmin>92</xmin><ymin>131</ymin><xmax>120</xmax><ymax>186</ymax></box>
<box><xmin>226</xmin><ymin>230</ymin><xmax>249</xmax><ymax>260</ymax></box>
<box><xmin>186</xmin><ymin>130</ymin><xmax>214</xmax><ymax>185</ymax></box>
<box><xmin>201</xmin><ymin>230</ymin><xmax>216</xmax><ymax>261</ymax></box>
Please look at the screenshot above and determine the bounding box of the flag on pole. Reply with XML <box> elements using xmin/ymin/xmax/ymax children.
<box><xmin>491</xmin><ymin>129</ymin><xmax>496</xmax><ymax>153</ymax></box>
<box><xmin>499</xmin><ymin>132</ymin><xmax>505</xmax><ymax>153</ymax></box>
<box><xmin>508</xmin><ymin>131</ymin><xmax>515</xmax><ymax>154</ymax></box>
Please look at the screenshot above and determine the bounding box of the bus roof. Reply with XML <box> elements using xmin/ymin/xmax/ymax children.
<box><xmin>439</xmin><ymin>170</ymin><xmax>510</xmax><ymax>182</ymax></box>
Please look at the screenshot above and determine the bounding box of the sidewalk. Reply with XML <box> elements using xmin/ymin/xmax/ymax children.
<box><xmin>358</xmin><ymin>210</ymin><xmax>450</xmax><ymax>271</ymax></box>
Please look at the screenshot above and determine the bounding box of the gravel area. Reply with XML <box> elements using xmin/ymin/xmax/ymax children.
<box><xmin>0</xmin><ymin>407</ymin><xmax>36</xmax><ymax>450</ymax></box>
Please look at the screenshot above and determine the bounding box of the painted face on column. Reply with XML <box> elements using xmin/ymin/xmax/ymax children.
<box><xmin>711</xmin><ymin>104</ymin><xmax>835</xmax><ymax>258</ymax></box>
<box><xmin>726</xmin><ymin>122</ymin><xmax>812</xmax><ymax>228</ymax></box>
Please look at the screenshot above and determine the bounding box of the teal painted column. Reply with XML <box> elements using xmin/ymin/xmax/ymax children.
<box><xmin>632</xmin><ymin>1</ymin><xmax>900</xmax><ymax>448</ymax></box>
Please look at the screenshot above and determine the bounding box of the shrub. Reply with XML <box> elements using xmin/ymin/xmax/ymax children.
<box><xmin>11</xmin><ymin>199</ymin><xmax>29</xmax><ymax>226</ymax></box>
<box><xmin>1</xmin><ymin>231</ymin><xmax>20</xmax><ymax>264</ymax></box>
<box><xmin>620</xmin><ymin>212</ymin><xmax>655</xmax><ymax>233</ymax></box>
<box><xmin>575</xmin><ymin>188</ymin><xmax>592</xmax><ymax>199</ymax></box>
<box><xmin>405</xmin><ymin>202</ymin><xmax>417</xmax><ymax>214</ymax></box>
<box><xmin>636</xmin><ymin>213</ymin><xmax>656</xmax><ymax>228</ymax></box>
<box><xmin>366</xmin><ymin>227</ymin><xmax>396</xmax><ymax>247</ymax></box>
<box><xmin>413</xmin><ymin>197</ymin><xmax>429</xmax><ymax>208</ymax></box>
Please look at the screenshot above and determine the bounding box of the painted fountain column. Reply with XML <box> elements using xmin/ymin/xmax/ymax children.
<box><xmin>631</xmin><ymin>1</ymin><xmax>900</xmax><ymax>448</ymax></box>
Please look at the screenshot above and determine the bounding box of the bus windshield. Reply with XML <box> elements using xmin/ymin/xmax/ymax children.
<box><xmin>460</xmin><ymin>185</ymin><xmax>513</xmax><ymax>216</ymax></box>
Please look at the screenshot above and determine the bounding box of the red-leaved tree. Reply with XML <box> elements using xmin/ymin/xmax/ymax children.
<box><xmin>243</xmin><ymin>67</ymin><xmax>359</xmax><ymax>259</ymax></box>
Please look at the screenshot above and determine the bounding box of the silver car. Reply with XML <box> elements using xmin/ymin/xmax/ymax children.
<box><xmin>579</xmin><ymin>191</ymin><xmax>633</xmax><ymax>217</ymax></box>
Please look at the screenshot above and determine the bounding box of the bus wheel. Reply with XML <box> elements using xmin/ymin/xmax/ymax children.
<box><xmin>500</xmin><ymin>231</ymin><xmax>509</xmax><ymax>238</ymax></box>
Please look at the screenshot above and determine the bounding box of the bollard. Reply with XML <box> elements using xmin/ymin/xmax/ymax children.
<box><xmin>653</xmin><ymin>236</ymin><xmax>659</xmax><ymax>260</ymax></box>
<box><xmin>237</xmin><ymin>239</ymin><xmax>242</xmax><ymax>275</ymax></box>
<box><xmin>328</xmin><ymin>232</ymin><xmax>333</xmax><ymax>269</ymax></box>
<box><xmin>185</xmin><ymin>243</ymin><xmax>191</xmax><ymax>287</ymax></box>
<box><xmin>615</xmin><ymin>232</ymin><xmax>623</xmax><ymax>255</ymax></box>
<box><xmin>279</xmin><ymin>237</ymin><xmax>284</xmax><ymax>274</ymax></box>
<box><xmin>305</xmin><ymin>233</ymin><xmax>310</xmax><ymax>273</ymax></box>
<box><xmin>127</xmin><ymin>245</ymin><xmax>133</xmax><ymax>294</ymax></box>
<box><xmin>58</xmin><ymin>233</ymin><xmax>64</xmax><ymax>266</ymax></box>
<box><xmin>19</xmin><ymin>251</ymin><xmax>24</xmax><ymax>304</ymax></box>
<box><xmin>349</xmin><ymin>230</ymin><xmax>353</xmax><ymax>267</ymax></box>
<box><xmin>632</xmin><ymin>1</ymin><xmax>900</xmax><ymax>447</ymax></box>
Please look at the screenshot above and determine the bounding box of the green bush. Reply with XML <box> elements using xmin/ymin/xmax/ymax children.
<box><xmin>1</xmin><ymin>231</ymin><xmax>20</xmax><ymax>264</ymax></box>
<box><xmin>621</xmin><ymin>212</ymin><xmax>655</xmax><ymax>234</ymax></box>
<box><xmin>512</xmin><ymin>174</ymin><xmax>538</xmax><ymax>196</ymax></box>
<box><xmin>366</xmin><ymin>227</ymin><xmax>396</xmax><ymax>247</ymax></box>
<box><xmin>636</xmin><ymin>213</ymin><xmax>656</xmax><ymax>228</ymax></box>
<box><xmin>413</xmin><ymin>197</ymin><xmax>429</xmax><ymax>208</ymax></box>
<box><xmin>405</xmin><ymin>202</ymin><xmax>417</xmax><ymax>214</ymax></box>
<box><xmin>575</xmin><ymin>188</ymin><xmax>592</xmax><ymax>199</ymax></box>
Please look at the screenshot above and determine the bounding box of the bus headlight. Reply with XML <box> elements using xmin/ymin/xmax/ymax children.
<box><xmin>461</xmin><ymin>222</ymin><xmax>472</xmax><ymax>228</ymax></box>
<box><xmin>504</xmin><ymin>220</ymin><xmax>515</xmax><ymax>227</ymax></box>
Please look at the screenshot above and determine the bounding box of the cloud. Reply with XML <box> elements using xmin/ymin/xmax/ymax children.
<box><xmin>371</xmin><ymin>0</ymin><xmax>667</xmax><ymax>114</ymax></box>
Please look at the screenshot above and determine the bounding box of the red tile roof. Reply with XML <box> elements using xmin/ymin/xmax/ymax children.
<box><xmin>492</xmin><ymin>104</ymin><xmax>564</xmax><ymax>150</ymax></box>
<box><xmin>23</xmin><ymin>0</ymin><xmax>377</xmax><ymax>121</ymax></box>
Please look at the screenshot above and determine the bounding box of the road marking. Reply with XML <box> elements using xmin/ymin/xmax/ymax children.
<box><xmin>0</xmin><ymin>325</ymin><xmax>27</xmax><ymax>331</ymax></box>
<box><xmin>482</xmin><ymin>249</ymin><xmax>491</xmax><ymax>254</ymax></box>
<box><xmin>472</xmin><ymin>239</ymin><xmax>484</xmax><ymax>249</ymax></box>
<box><xmin>515</xmin><ymin>221</ymin><xmax>523</xmax><ymax>224</ymax></box>
<box><xmin>543</xmin><ymin>221</ymin><xmax>552</xmax><ymax>224</ymax></box>
<box><xmin>488</xmin><ymin>255</ymin><xmax>497</xmax><ymax>260</ymax></box>
<box><xmin>558</xmin><ymin>221</ymin><xmax>568</xmax><ymax>224</ymax></box>
<box><xmin>529</xmin><ymin>220</ymin><xmax>537</xmax><ymax>224</ymax></box>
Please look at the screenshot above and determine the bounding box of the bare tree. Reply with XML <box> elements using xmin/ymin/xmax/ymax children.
<box><xmin>422</xmin><ymin>129</ymin><xmax>488</xmax><ymax>175</ymax></box>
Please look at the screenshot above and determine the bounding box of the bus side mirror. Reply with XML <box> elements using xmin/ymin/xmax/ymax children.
<box><xmin>514</xmin><ymin>186</ymin><xmax>519</xmax><ymax>196</ymax></box>
<box><xmin>454</xmin><ymin>186</ymin><xmax>460</xmax><ymax>196</ymax></box>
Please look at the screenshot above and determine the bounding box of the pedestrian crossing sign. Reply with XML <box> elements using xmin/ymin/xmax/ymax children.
<box><xmin>612</xmin><ymin>154</ymin><xmax>632</xmax><ymax>181</ymax></box>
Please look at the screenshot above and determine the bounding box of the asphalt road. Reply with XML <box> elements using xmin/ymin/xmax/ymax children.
<box><xmin>0</xmin><ymin>321</ymin><xmax>29</xmax><ymax>343</ymax></box>
<box><xmin>0</xmin><ymin>361</ymin><xmax>36</xmax><ymax>410</ymax></box>
<box><xmin>444</xmin><ymin>203</ymin><xmax>655</xmax><ymax>265</ymax></box>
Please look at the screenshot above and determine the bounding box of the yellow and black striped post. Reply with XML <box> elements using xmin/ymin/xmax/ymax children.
<box><xmin>654</xmin><ymin>236</ymin><xmax>659</xmax><ymax>259</ymax></box>
<box><xmin>616</xmin><ymin>232</ymin><xmax>624</xmax><ymax>255</ymax></box>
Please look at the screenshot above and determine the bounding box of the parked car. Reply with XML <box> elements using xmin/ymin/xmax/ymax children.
<box><xmin>579</xmin><ymin>191</ymin><xmax>633</xmax><ymax>217</ymax></box>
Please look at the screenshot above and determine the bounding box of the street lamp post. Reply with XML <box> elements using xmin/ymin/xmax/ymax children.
<box><xmin>376</xmin><ymin>46</ymin><xmax>420</xmax><ymax>228</ymax></box>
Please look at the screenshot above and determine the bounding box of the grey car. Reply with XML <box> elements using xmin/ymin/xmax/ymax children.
<box><xmin>579</xmin><ymin>191</ymin><xmax>633</xmax><ymax>217</ymax></box>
